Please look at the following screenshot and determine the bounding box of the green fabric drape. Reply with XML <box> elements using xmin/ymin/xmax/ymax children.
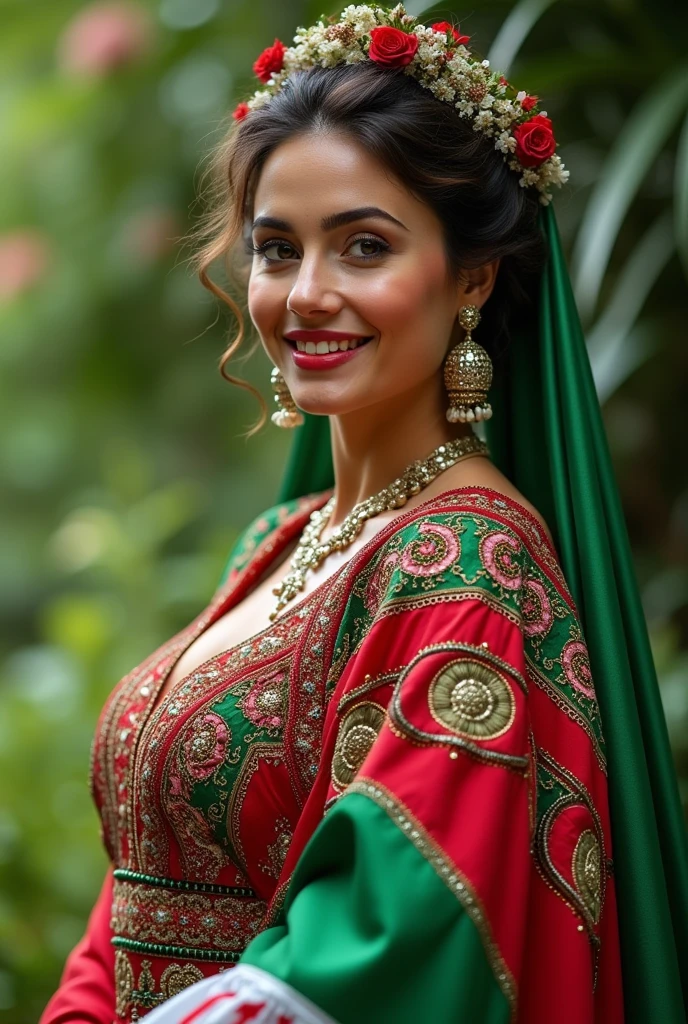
<box><xmin>263</xmin><ymin>204</ymin><xmax>688</xmax><ymax>1021</ymax></box>
<box><xmin>242</xmin><ymin>794</ymin><xmax>509</xmax><ymax>1023</ymax></box>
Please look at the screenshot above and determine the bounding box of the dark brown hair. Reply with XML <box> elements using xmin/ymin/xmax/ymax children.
<box><xmin>190</xmin><ymin>61</ymin><xmax>548</xmax><ymax>431</ymax></box>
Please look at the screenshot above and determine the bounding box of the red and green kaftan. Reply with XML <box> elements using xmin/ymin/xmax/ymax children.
<box><xmin>41</xmin><ymin>486</ymin><xmax>624</xmax><ymax>1024</ymax></box>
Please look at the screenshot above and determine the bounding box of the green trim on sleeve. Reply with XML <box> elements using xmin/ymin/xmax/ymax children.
<box><xmin>240</xmin><ymin>793</ymin><xmax>510</xmax><ymax>1024</ymax></box>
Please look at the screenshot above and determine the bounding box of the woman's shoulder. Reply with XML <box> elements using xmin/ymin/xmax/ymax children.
<box><xmin>439</xmin><ymin>457</ymin><xmax>555</xmax><ymax>549</ymax></box>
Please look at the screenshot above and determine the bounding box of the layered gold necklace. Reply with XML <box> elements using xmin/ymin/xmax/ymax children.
<box><xmin>270</xmin><ymin>432</ymin><xmax>489</xmax><ymax>621</ymax></box>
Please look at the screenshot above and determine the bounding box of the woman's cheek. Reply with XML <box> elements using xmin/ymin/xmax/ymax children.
<box><xmin>247</xmin><ymin>277</ymin><xmax>279</xmax><ymax>339</ymax></box>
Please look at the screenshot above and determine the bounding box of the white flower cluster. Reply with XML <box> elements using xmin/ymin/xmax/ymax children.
<box><xmin>244</xmin><ymin>4</ymin><xmax>569</xmax><ymax>204</ymax></box>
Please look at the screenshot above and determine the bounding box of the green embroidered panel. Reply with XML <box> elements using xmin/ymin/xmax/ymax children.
<box><xmin>327</xmin><ymin>510</ymin><xmax>605</xmax><ymax>765</ymax></box>
<box><xmin>219</xmin><ymin>497</ymin><xmax>307</xmax><ymax>587</ymax></box>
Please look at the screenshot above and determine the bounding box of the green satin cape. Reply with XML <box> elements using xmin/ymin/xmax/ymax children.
<box><xmin>223</xmin><ymin>204</ymin><xmax>688</xmax><ymax>1021</ymax></box>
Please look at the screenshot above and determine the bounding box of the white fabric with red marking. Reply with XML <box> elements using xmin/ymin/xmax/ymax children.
<box><xmin>143</xmin><ymin>964</ymin><xmax>338</xmax><ymax>1024</ymax></box>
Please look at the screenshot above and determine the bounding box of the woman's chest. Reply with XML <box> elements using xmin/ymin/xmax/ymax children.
<box><xmin>91</xmin><ymin>565</ymin><xmax>348</xmax><ymax>885</ymax></box>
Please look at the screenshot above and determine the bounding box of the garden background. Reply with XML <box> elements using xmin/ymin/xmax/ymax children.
<box><xmin>1</xmin><ymin>0</ymin><xmax>687</xmax><ymax>1019</ymax></box>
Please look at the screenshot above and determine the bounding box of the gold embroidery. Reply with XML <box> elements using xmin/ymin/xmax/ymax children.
<box><xmin>389</xmin><ymin>642</ymin><xmax>528</xmax><ymax>771</ymax></box>
<box><xmin>428</xmin><ymin>659</ymin><xmax>516</xmax><ymax>741</ymax></box>
<box><xmin>114</xmin><ymin>948</ymin><xmax>135</xmax><ymax>1019</ymax></box>
<box><xmin>111</xmin><ymin>877</ymin><xmax>264</xmax><ymax>952</ymax></box>
<box><xmin>160</xmin><ymin>963</ymin><xmax>205</xmax><ymax>999</ymax></box>
<box><xmin>572</xmin><ymin>829</ymin><xmax>602</xmax><ymax>924</ymax></box>
<box><xmin>337</xmin><ymin>669</ymin><xmax>401</xmax><ymax>713</ymax></box>
<box><xmin>133</xmin><ymin>960</ymin><xmax>163</xmax><ymax>1009</ymax></box>
<box><xmin>332</xmin><ymin>702</ymin><xmax>386</xmax><ymax>791</ymax></box>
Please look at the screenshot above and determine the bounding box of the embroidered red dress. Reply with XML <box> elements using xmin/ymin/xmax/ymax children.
<box><xmin>41</xmin><ymin>487</ymin><xmax>624</xmax><ymax>1024</ymax></box>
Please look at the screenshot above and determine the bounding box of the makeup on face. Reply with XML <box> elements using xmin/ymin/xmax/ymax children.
<box><xmin>283</xmin><ymin>329</ymin><xmax>374</xmax><ymax>370</ymax></box>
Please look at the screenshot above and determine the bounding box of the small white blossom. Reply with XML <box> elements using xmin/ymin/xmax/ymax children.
<box><xmin>428</xmin><ymin>79</ymin><xmax>456</xmax><ymax>102</ymax></box>
<box><xmin>517</xmin><ymin>90</ymin><xmax>527</xmax><ymax>102</ymax></box>
<box><xmin>474</xmin><ymin>112</ymin><xmax>495</xmax><ymax>134</ymax></box>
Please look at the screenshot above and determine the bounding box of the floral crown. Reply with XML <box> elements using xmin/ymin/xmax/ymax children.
<box><xmin>232</xmin><ymin>4</ymin><xmax>568</xmax><ymax>205</ymax></box>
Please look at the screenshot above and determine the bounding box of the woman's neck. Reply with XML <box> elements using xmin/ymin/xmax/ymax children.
<box><xmin>326</xmin><ymin>378</ymin><xmax>474</xmax><ymax>529</ymax></box>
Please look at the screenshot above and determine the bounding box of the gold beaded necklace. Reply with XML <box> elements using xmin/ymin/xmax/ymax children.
<box><xmin>269</xmin><ymin>432</ymin><xmax>489</xmax><ymax>621</ymax></box>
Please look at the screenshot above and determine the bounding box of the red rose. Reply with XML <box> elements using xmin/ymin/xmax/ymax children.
<box><xmin>233</xmin><ymin>101</ymin><xmax>250</xmax><ymax>122</ymax></box>
<box><xmin>253</xmin><ymin>38</ymin><xmax>285</xmax><ymax>83</ymax></box>
<box><xmin>513</xmin><ymin>114</ymin><xmax>556</xmax><ymax>167</ymax></box>
<box><xmin>521</xmin><ymin>94</ymin><xmax>538</xmax><ymax>112</ymax></box>
<box><xmin>431</xmin><ymin>21</ymin><xmax>470</xmax><ymax>46</ymax></box>
<box><xmin>368</xmin><ymin>26</ymin><xmax>419</xmax><ymax>67</ymax></box>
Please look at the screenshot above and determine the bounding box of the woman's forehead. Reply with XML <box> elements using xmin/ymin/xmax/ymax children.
<box><xmin>252</xmin><ymin>134</ymin><xmax>431</xmax><ymax>226</ymax></box>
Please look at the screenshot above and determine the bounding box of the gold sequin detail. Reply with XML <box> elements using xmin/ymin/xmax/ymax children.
<box><xmin>160</xmin><ymin>963</ymin><xmax>205</xmax><ymax>999</ymax></box>
<box><xmin>572</xmin><ymin>829</ymin><xmax>602</xmax><ymax>924</ymax></box>
<box><xmin>114</xmin><ymin>949</ymin><xmax>135</xmax><ymax>1019</ymax></box>
<box><xmin>332</xmin><ymin>702</ymin><xmax>386</xmax><ymax>791</ymax></box>
<box><xmin>429</xmin><ymin>658</ymin><xmax>515</xmax><ymax>741</ymax></box>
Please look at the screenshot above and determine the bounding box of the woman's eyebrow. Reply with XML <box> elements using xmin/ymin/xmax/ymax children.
<box><xmin>251</xmin><ymin>206</ymin><xmax>409</xmax><ymax>232</ymax></box>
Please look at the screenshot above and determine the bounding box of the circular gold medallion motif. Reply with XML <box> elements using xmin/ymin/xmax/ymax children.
<box><xmin>332</xmin><ymin>702</ymin><xmax>386</xmax><ymax>791</ymax></box>
<box><xmin>429</xmin><ymin>659</ymin><xmax>515</xmax><ymax>740</ymax></box>
<box><xmin>572</xmin><ymin>828</ymin><xmax>602</xmax><ymax>924</ymax></box>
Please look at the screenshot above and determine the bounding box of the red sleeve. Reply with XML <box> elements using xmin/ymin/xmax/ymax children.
<box><xmin>40</xmin><ymin>869</ymin><xmax>115</xmax><ymax>1024</ymax></box>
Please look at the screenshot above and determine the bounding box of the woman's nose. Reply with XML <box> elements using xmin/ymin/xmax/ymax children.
<box><xmin>286</xmin><ymin>254</ymin><xmax>341</xmax><ymax>317</ymax></box>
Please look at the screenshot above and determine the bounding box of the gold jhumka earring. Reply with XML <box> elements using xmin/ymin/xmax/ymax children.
<box><xmin>270</xmin><ymin>367</ymin><xmax>304</xmax><ymax>428</ymax></box>
<box><xmin>444</xmin><ymin>304</ymin><xmax>493</xmax><ymax>424</ymax></box>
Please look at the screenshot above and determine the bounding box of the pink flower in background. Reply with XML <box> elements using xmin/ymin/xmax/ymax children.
<box><xmin>58</xmin><ymin>2</ymin><xmax>154</xmax><ymax>77</ymax></box>
<box><xmin>123</xmin><ymin>208</ymin><xmax>181</xmax><ymax>261</ymax></box>
<box><xmin>0</xmin><ymin>230</ymin><xmax>51</xmax><ymax>301</ymax></box>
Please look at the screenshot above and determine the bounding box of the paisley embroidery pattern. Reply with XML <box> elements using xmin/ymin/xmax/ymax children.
<box><xmin>572</xmin><ymin>829</ymin><xmax>602</xmax><ymax>924</ymax></box>
<box><xmin>479</xmin><ymin>529</ymin><xmax>523</xmax><ymax>591</ymax></box>
<box><xmin>428</xmin><ymin>658</ymin><xmax>516</xmax><ymax>741</ymax></box>
<box><xmin>400</xmin><ymin>521</ymin><xmax>460</xmax><ymax>576</ymax></box>
<box><xmin>561</xmin><ymin>639</ymin><xmax>596</xmax><ymax>699</ymax></box>
<box><xmin>237</xmin><ymin>669</ymin><xmax>286</xmax><ymax>732</ymax></box>
<box><xmin>521</xmin><ymin>576</ymin><xmax>554</xmax><ymax>637</ymax></box>
<box><xmin>332</xmin><ymin>702</ymin><xmax>386</xmax><ymax>791</ymax></box>
<box><xmin>533</xmin><ymin>746</ymin><xmax>606</xmax><ymax>940</ymax></box>
<box><xmin>182</xmin><ymin>713</ymin><xmax>230</xmax><ymax>783</ymax></box>
<box><xmin>389</xmin><ymin>642</ymin><xmax>528</xmax><ymax>771</ymax></box>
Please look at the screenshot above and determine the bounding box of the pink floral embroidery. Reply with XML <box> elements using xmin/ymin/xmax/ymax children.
<box><xmin>365</xmin><ymin>551</ymin><xmax>400</xmax><ymax>614</ymax></box>
<box><xmin>400</xmin><ymin>522</ymin><xmax>460</xmax><ymax>577</ymax></box>
<box><xmin>183</xmin><ymin>712</ymin><xmax>229</xmax><ymax>781</ymax></box>
<box><xmin>240</xmin><ymin>670</ymin><xmax>285</xmax><ymax>730</ymax></box>
<box><xmin>522</xmin><ymin>577</ymin><xmax>554</xmax><ymax>636</ymax></box>
<box><xmin>480</xmin><ymin>531</ymin><xmax>522</xmax><ymax>590</ymax></box>
<box><xmin>561</xmin><ymin>640</ymin><xmax>596</xmax><ymax>699</ymax></box>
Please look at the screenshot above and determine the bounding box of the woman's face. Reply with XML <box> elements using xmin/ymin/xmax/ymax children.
<box><xmin>248</xmin><ymin>132</ymin><xmax>495</xmax><ymax>421</ymax></box>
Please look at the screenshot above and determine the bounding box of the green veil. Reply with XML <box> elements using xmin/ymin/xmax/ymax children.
<box><xmin>223</xmin><ymin>205</ymin><xmax>688</xmax><ymax>1020</ymax></box>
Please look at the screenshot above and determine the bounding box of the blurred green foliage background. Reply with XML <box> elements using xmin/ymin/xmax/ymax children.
<box><xmin>1</xmin><ymin>0</ymin><xmax>687</xmax><ymax>1019</ymax></box>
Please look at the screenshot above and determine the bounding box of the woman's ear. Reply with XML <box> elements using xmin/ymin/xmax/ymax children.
<box><xmin>457</xmin><ymin>258</ymin><xmax>501</xmax><ymax>310</ymax></box>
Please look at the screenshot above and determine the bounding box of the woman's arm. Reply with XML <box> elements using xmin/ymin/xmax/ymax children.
<box><xmin>145</xmin><ymin>601</ymin><xmax>532</xmax><ymax>1024</ymax></box>
<box><xmin>40</xmin><ymin>869</ymin><xmax>116</xmax><ymax>1024</ymax></box>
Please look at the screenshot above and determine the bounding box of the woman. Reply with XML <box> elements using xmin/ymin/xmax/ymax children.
<box><xmin>42</xmin><ymin>6</ymin><xmax>687</xmax><ymax>1024</ymax></box>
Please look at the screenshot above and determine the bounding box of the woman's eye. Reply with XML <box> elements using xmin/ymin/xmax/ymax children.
<box><xmin>251</xmin><ymin>240</ymin><xmax>298</xmax><ymax>261</ymax></box>
<box><xmin>348</xmin><ymin>237</ymin><xmax>390</xmax><ymax>259</ymax></box>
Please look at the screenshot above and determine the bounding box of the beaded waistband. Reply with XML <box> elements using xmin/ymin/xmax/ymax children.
<box><xmin>110</xmin><ymin>870</ymin><xmax>266</xmax><ymax>964</ymax></box>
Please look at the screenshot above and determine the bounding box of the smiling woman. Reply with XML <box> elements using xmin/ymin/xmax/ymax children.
<box><xmin>41</xmin><ymin>6</ymin><xmax>688</xmax><ymax>1024</ymax></box>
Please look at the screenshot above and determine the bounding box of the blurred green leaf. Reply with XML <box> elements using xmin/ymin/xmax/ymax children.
<box><xmin>572</xmin><ymin>63</ymin><xmax>688</xmax><ymax>320</ymax></box>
